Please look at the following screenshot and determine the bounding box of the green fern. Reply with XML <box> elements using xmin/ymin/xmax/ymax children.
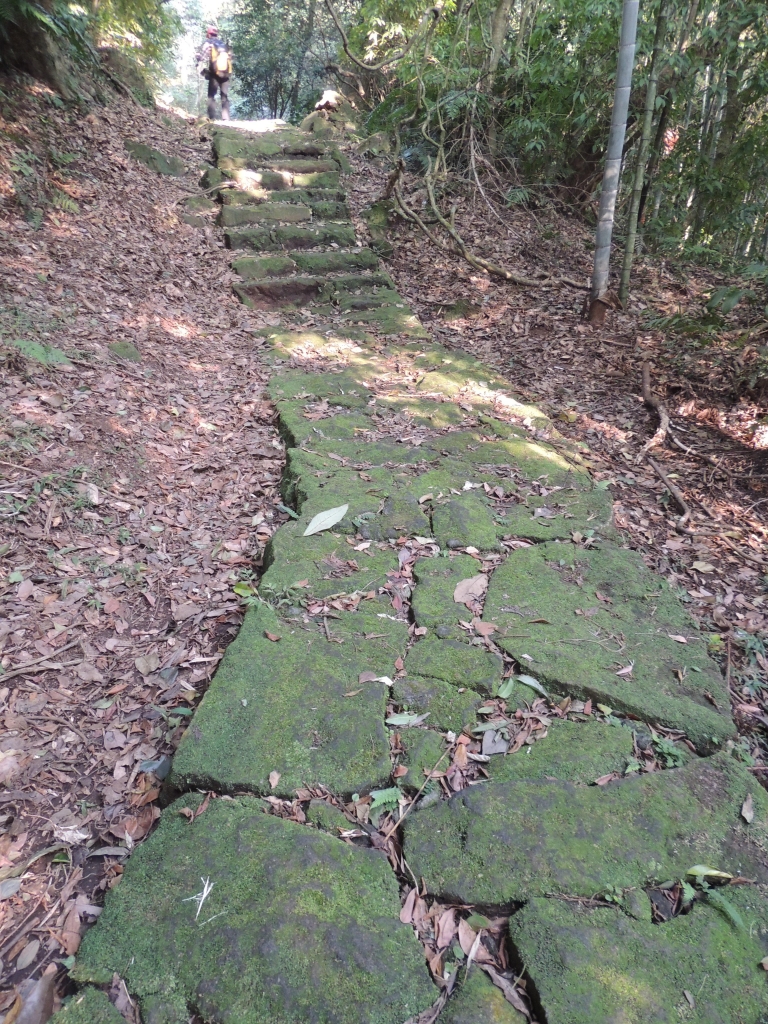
<box><xmin>52</xmin><ymin>190</ymin><xmax>79</xmax><ymax>214</ymax></box>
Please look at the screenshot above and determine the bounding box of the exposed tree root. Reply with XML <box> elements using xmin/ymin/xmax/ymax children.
<box><xmin>396</xmin><ymin>171</ymin><xmax>589</xmax><ymax>290</ymax></box>
<box><xmin>639</xmin><ymin>360</ymin><xmax>670</xmax><ymax>454</ymax></box>
<box><xmin>646</xmin><ymin>456</ymin><xmax>691</xmax><ymax>523</ymax></box>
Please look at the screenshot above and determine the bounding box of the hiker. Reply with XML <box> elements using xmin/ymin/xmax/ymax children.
<box><xmin>197</xmin><ymin>26</ymin><xmax>232</xmax><ymax>122</ymax></box>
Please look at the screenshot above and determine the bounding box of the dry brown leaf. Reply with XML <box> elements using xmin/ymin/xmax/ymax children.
<box><xmin>742</xmin><ymin>793</ymin><xmax>755</xmax><ymax>824</ymax></box>
<box><xmin>269</xmin><ymin>771</ymin><xmax>281</xmax><ymax>790</ymax></box>
<box><xmin>400</xmin><ymin>887</ymin><xmax>418</xmax><ymax>924</ymax></box>
<box><xmin>453</xmin><ymin>575</ymin><xmax>488</xmax><ymax>606</ymax></box>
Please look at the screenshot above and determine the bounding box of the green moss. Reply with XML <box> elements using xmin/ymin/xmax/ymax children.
<box><xmin>199</xmin><ymin>165</ymin><xmax>225</xmax><ymax>191</ymax></box>
<box><xmin>484</xmin><ymin>543</ymin><xmax>734</xmax><ymax>751</ymax></box>
<box><xmin>403</xmin><ymin>751</ymin><xmax>768</xmax><ymax>905</ymax></box>
<box><xmin>398</xmin><ymin>729</ymin><xmax>446</xmax><ymax>791</ymax></box>
<box><xmin>108</xmin><ymin>341</ymin><xmax>141</xmax><ymax>362</ymax></box>
<box><xmin>262</xmin><ymin>525</ymin><xmax>397</xmax><ymax>599</ymax></box>
<box><xmin>432</xmin><ymin>494</ymin><xmax>501</xmax><ymax>552</ymax></box>
<box><xmin>510</xmin><ymin>895</ymin><xmax>768</xmax><ymax>1024</ymax></box>
<box><xmin>232</xmin><ymin>255</ymin><xmax>298</xmax><ymax>280</ymax></box>
<box><xmin>182</xmin><ymin>195</ymin><xmax>216</xmax><ymax>212</ymax></box>
<box><xmin>306</xmin><ymin>799</ymin><xmax>350</xmax><ymax>834</ymax></box>
<box><xmin>125</xmin><ymin>140</ymin><xmax>185</xmax><ymax>176</ymax></box>
<box><xmin>292</xmin><ymin>249</ymin><xmax>380</xmax><ymax>274</ymax></box>
<box><xmin>226</xmin><ymin>223</ymin><xmax>356</xmax><ymax>252</ymax></box>
<box><xmin>8</xmin><ymin>337</ymin><xmax>71</xmax><ymax>365</ymax></box>
<box><xmin>412</xmin><ymin>555</ymin><xmax>482</xmax><ymax>633</ymax></box>
<box><xmin>488</xmin><ymin>720</ymin><xmax>635</xmax><ymax>784</ymax></box>
<box><xmin>393</xmin><ymin>676</ymin><xmax>484</xmax><ymax>733</ymax></box>
<box><xmin>362</xmin><ymin>200</ymin><xmax>394</xmax><ymax>258</ymax></box>
<box><xmin>496</xmin><ymin>487</ymin><xmax>614</xmax><ymax>541</ymax></box>
<box><xmin>73</xmin><ymin>795</ymin><xmax>435</xmax><ymax>1024</ymax></box>
<box><xmin>219</xmin><ymin>203</ymin><xmax>312</xmax><ymax>225</ymax></box>
<box><xmin>406</xmin><ymin>637</ymin><xmax>503</xmax><ymax>696</ymax></box>
<box><xmin>51</xmin><ymin>987</ymin><xmax>126</xmax><ymax>1024</ymax></box>
<box><xmin>336</xmin><ymin>307</ymin><xmax>429</xmax><ymax>338</ymax></box>
<box><xmin>170</xmin><ymin>603</ymin><xmax>408</xmax><ymax>798</ymax></box>
<box><xmin>335</xmin><ymin>287</ymin><xmax>405</xmax><ymax>312</ymax></box>
<box><xmin>442</xmin><ymin>969</ymin><xmax>527</xmax><ymax>1023</ymax></box>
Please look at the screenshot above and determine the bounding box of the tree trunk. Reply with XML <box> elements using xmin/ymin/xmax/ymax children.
<box><xmin>588</xmin><ymin>0</ymin><xmax>640</xmax><ymax>323</ymax></box>
<box><xmin>486</xmin><ymin>0</ymin><xmax>514</xmax><ymax>156</ymax></box>
<box><xmin>618</xmin><ymin>0</ymin><xmax>670</xmax><ymax>307</ymax></box>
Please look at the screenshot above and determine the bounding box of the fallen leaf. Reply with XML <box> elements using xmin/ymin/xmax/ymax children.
<box><xmin>668</xmin><ymin>634</ymin><xmax>688</xmax><ymax>644</ymax></box>
<box><xmin>615</xmin><ymin>663</ymin><xmax>634</xmax><ymax>677</ymax></box>
<box><xmin>264</xmin><ymin>632</ymin><xmax>281</xmax><ymax>642</ymax></box>
<box><xmin>472</xmin><ymin>619</ymin><xmax>497</xmax><ymax>636</ymax></box>
<box><xmin>457</xmin><ymin>918</ymin><xmax>477</xmax><ymax>956</ymax></box>
<box><xmin>453</xmin><ymin>575</ymin><xmax>488</xmax><ymax>605</ymax></box>
<box><xmin>18</xmin><ymin>579</ymin><xmax>34</xmax><ymax>601</ymax></box>
<box><xmin>303</xmin><ymin>504</ymin><xmax>349</xmax><ymax>536</ymax></box>
<box><xmin>16</xmin><ymin>938</ymin><xmax>40</xmax><ymax>971</ymax></box>
<box><xmin>516</xmin><ymin>674</ymin><xmax>548</xmax><ymax>697</ymax></box>
<box><xmin>400</xmin><ymin>887</ymin><xmax>418</xmax><ymax>924</ymax></box>
<box><xmin>269</xmin><ymin>771</ymin><xmax>281</xmax><ymax>790</ymax></box>
<box><xmin>692</xmin><ymin>561</ymin><xmax>715</xmax><ymax>573</ymax></box>
<box><xmin>60</xmin><ymin>902</ymin><xmax>81</xmax><ymax>955</ymax></box>
<box><xmin>742</xmin><ymin>793</ymin><xmax>755</xmax><ymax>824</ymax></box>
<box><xmin>343</xmin><ymin>689</ymin><xmax>362</xmax><ymax>697</ymax></box>
<box><xmin>135</xmin><ymin>653</ymin><xmax>160</xmax><ymax>676</ymax></box>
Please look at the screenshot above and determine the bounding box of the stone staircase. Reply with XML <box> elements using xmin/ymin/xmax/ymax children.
<box><xmin>53</xmin><ymin>121</ymin><xmax>768</xmax><ymax>1024</ymax></box>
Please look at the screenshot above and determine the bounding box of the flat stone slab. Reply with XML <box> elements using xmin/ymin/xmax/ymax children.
<box><xmin>405</xmin><ymin>636</ymin><xmax>504</xmax><ymax>696</ymax></box>
<box><xmin>510</xmin><ymin>896</ymin><xmax>768</xmax><ymax>1023</ymax></box>
<box><xmin>487</xmin><ymin>719</ymin><xmax>635</xmax><ymax>784</ymax></box>
<box><xmin>170</xmin><ymin>602</ymin><xmax>407</xmax><ymax>797</ymax></box>
<box><xmin>484</xmin><ymin>542</ymin><xmax>734</xmax><ymax>750</ymax></box>
<box><xmin>73</xmin><ymin>795</ymin><xmax>434</xmax><ymax>1024</ymax></box>
<box><xmin>219</xmin><ymin>203</ymin><xmax>313</xmax><ymax>225</ymax></box>
<box><xmin>393</xmin><ymin>675</ymin><xmax>485</xmax><ymax>733</ymax></box>
<box><xmin>125</xmin><ymin>139</ymin><xmax>184</xmax><ymax>175</ymax></box>
<box><xmin>226</xmin><ymin>222</ymin><xmax>355</xmax><ymax>252</ymax></box>
<box><xmin>403</xmin><ymin>752</ymin><xmax>768</xmax><ymax>904</ymax></box>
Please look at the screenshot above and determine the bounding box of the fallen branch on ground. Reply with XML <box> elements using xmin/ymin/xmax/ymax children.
<box><xmin>647</xmin><ymin>455</ymin><xmax>690</xmax><ymax>523</ymax></box>
<box><xmin>399</xmin><ymin>168</ymin><xmax>585</xmax><ymax>288</ymax></box>
<box><xmin>383</xmin><ymin>159</ymin><xmax>406</xmax><ymax>200</ymax></box>
<box><xmin>639</xmin><ymin>360</ymin><xmax>670</xmax><ymax>455</ymax></box>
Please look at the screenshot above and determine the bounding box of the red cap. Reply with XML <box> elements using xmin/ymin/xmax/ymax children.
<box><xmin>206</xmin><ymin>25</ymin><xmax>218</xmax><ymax>36</ymax></box>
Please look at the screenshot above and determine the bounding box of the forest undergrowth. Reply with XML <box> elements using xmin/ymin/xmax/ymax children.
<box><xmin>348</xmin><ymin>147</ymin><xmax>768</xmax><ymax>763</ymax></box>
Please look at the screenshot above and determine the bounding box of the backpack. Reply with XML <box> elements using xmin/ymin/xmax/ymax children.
<box><xmin>210</xmin><ymin>42</ymin><xmax>231</xmax><ymax>77</ymax></box>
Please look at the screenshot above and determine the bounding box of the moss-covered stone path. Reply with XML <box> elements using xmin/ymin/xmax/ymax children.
<box><xmin>59</xmin><ymin>122</ymin><xmax>768</xmax><ymax>1024</ymax></box>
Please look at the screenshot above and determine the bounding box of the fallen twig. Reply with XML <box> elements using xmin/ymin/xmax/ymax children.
<box><xmin>639</xmin><ymin>361</ymin><xmax>670</xmax><ymax>454</ymax></box>
<box><xmin>647</xmin><ymin>456</ymin><xmax>690</xmax><ymax>523</ymax></box>
<box><xmin>0</xmin><ymin>640</ymin><xmax>82</xmax><ymax>681</ymax></box>
<box><xmin>381</xmin><ymin>749</ymin><xmax>450</xmax><ymax>842</ymax></box>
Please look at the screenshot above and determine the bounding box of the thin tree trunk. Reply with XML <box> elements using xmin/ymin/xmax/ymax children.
<box><xmin>487</xmin><ymin>0</ymin><xmax>514</xmax><ymax>156</ymax></box>
<box><xmin>588</xmin><ymin>0</ymin><xmax>640</xmax><ymax>323</ymax></box>
<box><xmin>619</xmin><ymin>0</ymin><xmax>670</xmax><ymax>306</ymax></box>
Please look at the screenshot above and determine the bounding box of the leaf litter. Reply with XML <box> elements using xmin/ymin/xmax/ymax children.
<box><xmin>0</xmin><ymin>80</ymin><xmax>287</xmax><ymax>1008</ymax></box>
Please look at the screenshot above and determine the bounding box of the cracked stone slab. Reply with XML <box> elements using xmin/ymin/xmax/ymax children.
<box><xmin>405</xmin><ymin>636</ymin><xmax>504</xmax><ymax>696</ymax></box>
<box><xmin>510</xmin><ymin>895</ymin><xmax>768</xmax><ymax>1024</ymax></box>
<box><xmin>484</xmin><ymin>542</ymin><xmax>734</xmax><ymax>750</ymax></box>
<box><xmin>170</xmin><ymin>602</ymin><xmax>407</xmax><ymax>798</ymax></box>
<box><xmin>487</xmin><ymin>719</ymin><xmax>635</xmax><ymax>784</ymax></box>
<box><xmin>442</xmin><ymin>970</ymin><xmax>526</xmax><ymax>1023</ymax></box>
<box><xmin>412</xmin><ymin>554</ymin><xmax>484</xmax><ymax>634</ymax></box>
<box><xmin>73</xmin><ymin>795</ymin><xmax>435</xmax><ymax>1024</ymax></box>
<box><xmin>392</xmin><ymin>675</ymin><xmax>485</xmax><ymax>733</ymax></box>
<box><xmin>403</xmin><ymin>752</ymin><xmax>768</xmax><ymax>905</ymax></box>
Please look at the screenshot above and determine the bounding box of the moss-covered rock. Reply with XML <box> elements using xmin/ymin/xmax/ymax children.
<box><xmin>403</xmin><ymin>752</ymin><xmax>768</xmax><ymax>905</ymax></box>
<box><xmin>398</xmin><ymin>728</ymin><xmax>446</xmax><ymax>791</ymax></box>
<box><xmin>484</xmin><ymin>542</ymin><xmax>734</xmax><ymax>751</ymax></box>
<box><xmin>306</xmin><ymin>798</ymin><xmax>350</xmax><ymax>834</ymax></box>
<box><xmin>412</xmin><ymin>555</ymin><xmax>484</xmax><ymax>633</ymax></box>
<box><xmin>9</xmin><ymin>337</ymin><xmax>71</xmax><ymax>365</ymax></box>
<box><xmin>170</xmin><ymin>603</ymin><xmax>407</xmax><ymax>798</ymax></box>
<box><xmin>406</xmin><ymin>637</ymin><xmax>503</xmax><ymax>696</ymax></box>
<box><xmin>292</xmin><ymin>248</ymin><xmax>380</xmax><ymax>274</ymax></box>
<box><xmin>51</xmin><ymin>987</ymin><xmax>126</xmax><ymax>1024</ymax></box>
<box><xmin>261</xmin><ymin>525</ymin><xmax>398</xmax><ymax>600</ymax></box>
<box><xmin>487</xmin><ymin>719</ymin><xmax>635</xmax><ymax>784</ymax></box>
<box><xmin>362</xmin><ymin>200</ymin><xmax>394</xmax><ymax>259</ymax></box>
<box><xmin>509</xmin><ymin>895</ymin><xmax>768</xmax><ymax>1024</ymax></box>
<box><xmin>73</xmin><ymin>795</ymin><xmax>435</xmax><ymax>1024</ymax></box>
<box><xmin>219</xmin><ymin>203</ymin><xmax>312</xmax><ymax>225</ymax></box>
<box><xmin>442</xmin><ymin>969</ymin><xmax>527</xmax><ymax>1023</ymax></box>
<box><xmin>393</xmin><ymin>676</ymin><xmax>484</xmax><ymax>734</ymax></box>
<box><xmin>226</xmin><ymin>223</ymin><xmax>356</xmax><ymax>252</ymax></box>
<box><xmin>232</xmin><ymin>255</ymin><xmax>298</xmax><ymax>279</ymax></box>
<box><xmin>432</xmin><ymin>494</ymin><xmax>501</xmax><ymax>551</ymax></box>
<box><xmin>125</xmin><ymin>140</ymin><xmax>185</xmax><ymax>176</ymax></box>
<box><xmin>182</xmin><ymin>195</ymin><xmax>216</xmax><ymax>213</ymax></box>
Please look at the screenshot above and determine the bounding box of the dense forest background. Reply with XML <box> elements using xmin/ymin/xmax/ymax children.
<box><xmin>3</xmin><ymin>0</ymin><xmax>768</xmax><ymax>329</ymax></box>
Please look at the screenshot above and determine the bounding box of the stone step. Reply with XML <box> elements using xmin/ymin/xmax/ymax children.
<box><xmin>213</xmin><ymin>128</ymin><xmax>335</xmax><ymax>161</ymax></box>
<box><xmin>231</xmin><ymin>248</ymin><xmax>381</xmax><ymax>280</ymax></box>
<box><xmin>223</xmin><ymin>187</ymin><xmax>346</xmax><ymax>206</ymax></box>
<box><xmin>220</xmin><ymin>167</ymin><xmax>342</xmax><ymax>191</ymax></box>
<box><xmin>234</xmin><ymin>273</ymin><xmax>396</xmax><ymax>309</ymax></box>
<box><xmin>225</xmin><ymin>222</ymin><xmax>356</xmax><ymax>252</ymax></box>
<box><xmin>218</xmin><ymin>203</ymin><xmax>313</xmax><ymax>227</ymax></box>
